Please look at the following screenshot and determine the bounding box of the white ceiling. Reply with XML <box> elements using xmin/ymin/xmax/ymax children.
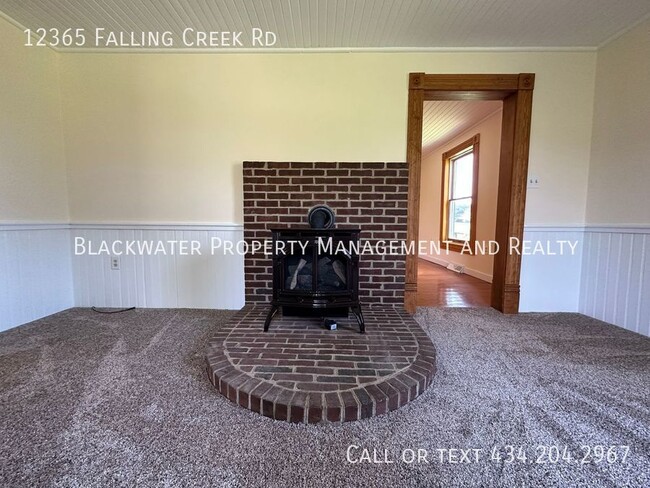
<box><xmin>422</xmin><ymin>101</ymin><xmax>501</xmax><ymax>154</ymax></box>
<box><xmin>1</xmin><ymin>0</ymin><xmax>649</xmax><ymax>50</ymax></box>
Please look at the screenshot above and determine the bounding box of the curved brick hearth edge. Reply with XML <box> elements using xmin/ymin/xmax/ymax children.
<box><xmin>205</xmin><ymin>305</ymin><xmax>436</xmax><ymax>423</ymax></box>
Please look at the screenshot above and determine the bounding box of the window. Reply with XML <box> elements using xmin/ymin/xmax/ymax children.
<box><xmin>440</xmin><ymin>134</ymin><xmax>479</xmax><ymax>252</ymax></box>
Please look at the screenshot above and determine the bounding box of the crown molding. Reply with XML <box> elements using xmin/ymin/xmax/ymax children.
<box><xmin>53</xmin><ymin>45</ymin><xmax>598</xmax><ymax>55</ymax></box>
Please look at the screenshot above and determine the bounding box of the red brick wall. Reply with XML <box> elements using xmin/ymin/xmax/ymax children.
<box><xmin>243</xmin><ymin>162</ymin><xmax>408</xmax><ymax>306</ymax></box>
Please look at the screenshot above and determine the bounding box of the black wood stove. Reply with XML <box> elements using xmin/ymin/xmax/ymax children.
<box><xmin>264</xmin><ymin>226</ymin><xmax>365</xmax><ymax>333</ymax></box>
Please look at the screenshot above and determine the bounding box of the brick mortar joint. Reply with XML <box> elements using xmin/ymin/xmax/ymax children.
<box><xmin>216</xmin><ymin>354</ymin><xmax>427</xmax><ymax>396</ymax></box>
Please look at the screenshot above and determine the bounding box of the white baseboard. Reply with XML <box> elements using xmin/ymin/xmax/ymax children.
<box><xmin>418</xmin><ymin>254</ymin><xmax>493</xmax><ymax>283</ymax></box>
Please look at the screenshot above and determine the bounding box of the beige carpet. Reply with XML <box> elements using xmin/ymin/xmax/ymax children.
<box><xmin>0</xmin><ymin>307</ymin><xmax>648</xmax><ymax>487</ymax></box>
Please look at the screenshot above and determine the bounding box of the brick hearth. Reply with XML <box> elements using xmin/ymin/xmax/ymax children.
<box><xmin>206</xmin><ymin>306</ymin><xmax>436</xmax><ymax>423</ymax></box>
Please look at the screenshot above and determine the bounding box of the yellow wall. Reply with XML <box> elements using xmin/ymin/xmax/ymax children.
<box><xmin>586</xmin><ymin>18</ymin><xmax>650</xmax><ymax>225</ymax></box>
<box><xmin>0</xmin><ymin>18</ymin><xmax>69</xmax><ymax>222</ymax></box>
<box><xmin>419</xmin><ymin>109</ymin><xmax>502</xmax><ymax>280</ymax></box>
<box><xmin>0</xmin><ymin>13</ymin><xmax>598</xmax><ymax>227</ymax></box>
<box><xmin>57</xmin><ymin>50</ymin><xmax>597</xmax><ymax>225</ymax></box>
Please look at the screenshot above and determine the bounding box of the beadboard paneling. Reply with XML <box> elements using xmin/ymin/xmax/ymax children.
<box><xmin>2</xmin><ymin>0</ymin><xmax>650</xmax><ymax>49</ymax></box>
<box><xmin>580</xmin><ymin>226</ymin><xmax>649</xmax><ymax>336</ymax></box>
<box><xmin>70</xmin><ymin>225</ymin><xmax>245</xmax><ymax>310</ymax></box>
<box><xmin>0</xmin><ymin>225</ymin><xmax>74</xmax><ymax>331</ymax></box>
<box><xmin>422</xmin><ymin>101</ymin><xmax>501</xmax><ymax>154</ymax></box>
<box><xmin>519</xmin><ymin>227</ymin><xmax>584</xmax><ymax>312</ymax></box>
<box><xmin>3</xmin><ymin>222</ymin><xmax>647</xmax><ymax>338</ymax></box>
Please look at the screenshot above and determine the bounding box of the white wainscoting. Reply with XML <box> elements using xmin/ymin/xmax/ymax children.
<box><xmin>579</xmin><ymin>225</ymin><xmax>649</xmax><ymax>337</ymax></box>
<box><xmin>519</xmin><ymin>226</ymin><xmax>584</xmax><ymax>313</ymax></box>
<box><xmin>3</xmin><ymin>222</ymin><xmax>648</xmax><ymax>338</ymax></box>
<box><xmin>0</xmin><ymin>223</ymin><xmax>74</xmax><ymax>332</ymax></box>
<box><xmin>70</xmin><ymin>223</ymin><xmax>245</xmax><ymax>310</ymax></box>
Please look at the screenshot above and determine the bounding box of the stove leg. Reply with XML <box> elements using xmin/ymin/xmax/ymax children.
<box><xmin>351</xmin><ymin>304</ymin><xmax>365</xmax><ymax>334</ymax></box>
<box><xmin>264</xmin><ymin>305</ymin><xmax>279</xmax><ymax>332</ymax></box>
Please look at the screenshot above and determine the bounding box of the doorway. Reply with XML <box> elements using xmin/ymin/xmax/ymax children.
<box><xmin>404</xmin><ymin>73</ymin><xmax>535</xmax><ymax>314</ymax></box>
<box><xmin>417</xmin><ymin>99</ymin><xmax>502</xmax><ymax>307</ymax></box>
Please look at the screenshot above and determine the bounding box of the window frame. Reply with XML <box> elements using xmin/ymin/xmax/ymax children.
<box><xmin>440</xmin><ymin>134</ymin><xmax>480</xmax><ymax>253</ymax></box>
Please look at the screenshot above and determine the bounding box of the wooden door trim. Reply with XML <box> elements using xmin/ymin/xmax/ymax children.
<box><xmin>404</xmin><ymin>73</ymin><xmax>535</xmax><ymax>314</ymax></box>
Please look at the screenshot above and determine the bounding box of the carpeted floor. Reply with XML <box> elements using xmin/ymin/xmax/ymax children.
<box><xmin>0</xmin><ymin>307</ymin><xmax>648</xmax><ymax>487</ymax></box>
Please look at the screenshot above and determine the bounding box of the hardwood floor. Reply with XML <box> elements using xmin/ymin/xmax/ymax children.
<box><xmin>417</xmin><ymin>258</ymin><xmax>492</xmax><ymax>307</ymax></box>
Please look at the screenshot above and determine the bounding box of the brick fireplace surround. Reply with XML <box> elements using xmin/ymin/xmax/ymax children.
<box><xmin>206</xmin><ymin>162</ymin><xmax>437</xmax><ymax>423</ymax></box>
<box><xmin>242</xmin><ymin>161</ymin><xmax>409</xmax><ymax>305</ymax></box>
